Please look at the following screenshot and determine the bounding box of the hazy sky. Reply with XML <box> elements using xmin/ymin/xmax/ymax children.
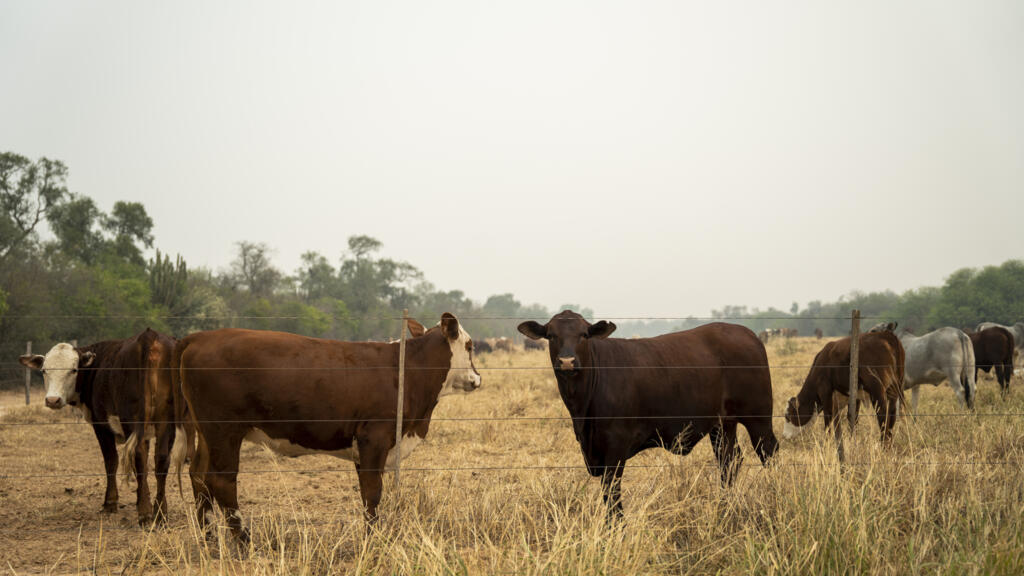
<box><xmin>2</xmin><ymin>1</ymin><xmax>1022</xmax><ymax>317</ymax></box>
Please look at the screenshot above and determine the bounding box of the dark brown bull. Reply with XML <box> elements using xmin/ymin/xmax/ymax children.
<box><xmin>523</xmin><ymin>338</ymin><xmax>546</xmax><ymax>351</ymax></box>
<box><xmin>783</xmin><ymin>331</ymin><xmax>905</xmax><ymax>461</ymax></box>
<box><xmin>518</xmin><ymin>311</ymin><xmax>778</xmax><ymax>517</ymax></box>
<box><xmin>969</xmin><ymin>327</ymin><xmax>1015</xmax><ymax>398</ymax></box>
<box><xmin>172</xmin><ymin>314</ymin><xmax>480</xmax><ymax>540</ymax></box>
<box><xmin>19</xmin><ymin>328</ymin><xmax>178</xmax><ymax>525</ymax></box>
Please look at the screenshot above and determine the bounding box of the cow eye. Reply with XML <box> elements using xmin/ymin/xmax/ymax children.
<box><xmin>71</xmin><ymin>369</ymin><xmax>78</xmax><ymax>374</ymax></box>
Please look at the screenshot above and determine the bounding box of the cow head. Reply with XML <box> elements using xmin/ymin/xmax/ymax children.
<box><xmin>518</xmin><ymin>310</ymin><xmax>616</xmax><ymax>375</ymax></box>
<box><xmin>782</xmin><ymin>396</ymin><xmax>817</xmax><ymax>439</ymax></box>
<box><xmin>437</xmin><ymin>313</ymin><xmax>481</xmax><ymax>395</ymax></box>
<box><xmin>19</xmin><ymin>343</ymin><xmax>95</xmax><ymax>409</ymax></box>
<box><xmin>868</xmin><ymin>321</ymin><xmax>898</xmax><ymax>333</ymax></box>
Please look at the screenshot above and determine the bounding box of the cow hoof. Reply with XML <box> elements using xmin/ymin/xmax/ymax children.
<box><xmin>101</xmin><ymin>503</ymin><xmax>118</xmax><ymax>514</ymax></box>
<box><xmin>138</xmin><ymin>514</ymin><xmax>154</xmax><ymax>528</ymax></box>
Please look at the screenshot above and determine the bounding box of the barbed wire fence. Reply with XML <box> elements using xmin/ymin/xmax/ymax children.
<box><xmin>2</xmin><ymin>308</ymin><xmax>1022</xmax><ymax>539</ymax></box>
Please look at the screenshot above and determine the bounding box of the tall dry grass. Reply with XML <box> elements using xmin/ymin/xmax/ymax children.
<box><xmin>2</xmin><ymin>337</ymin><xmax>1023</xmax><ymax>574</ymax></box>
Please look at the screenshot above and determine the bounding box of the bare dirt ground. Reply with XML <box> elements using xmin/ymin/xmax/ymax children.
<box><xmin>2</xmin><ymin>339</ymin><xmax>1024</xmax><ymax>574</ymax></box>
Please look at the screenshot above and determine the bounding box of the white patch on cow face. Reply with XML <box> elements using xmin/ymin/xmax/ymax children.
<box><xmin>782</xmin><ymin>412</ymin><xmax>816</xmax><ymax>439</ymax></box>
<box><xmin>440</xmin><ymin>325</ymin><xmax>481</xmax><ymax>397</ymax></box>
<box><xmin>38</xmin><ymin>343</ymin><xmax>81</xmax><ymax>409</ymax></box>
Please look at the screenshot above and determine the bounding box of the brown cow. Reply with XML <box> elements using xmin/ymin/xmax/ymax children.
<box><xmin>518</xmin><ymin>311</ymin><xmax>778</xmax><ymax>517</ymax></box>
<box><xmin>814</xmin><ymin>328</ymin><xmax>824</xmax><ymax>340</ymax></box>
<box><xmin>171</xmin><ymin>313</ymin><xmax>480</xmax><ymax>540</ymax></box>
<box><xmin>783</xmin><ymin>331</ymin><xmax>905</xmax><ymax>460</ymax></box>
<box><xmin>969</xmin><ymin>327</ymin><xmax>1015</xmax><ymax>397</ymax></box>
<box><xmin>19</xmin><ymin>328</ymin><xmax>178</xmax><ymax>525</ymax></box>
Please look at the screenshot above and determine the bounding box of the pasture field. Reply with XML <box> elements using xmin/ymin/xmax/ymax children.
<box><xmin>2</xmin><ymin>337</ymin><xmax>1024</xmax><ymax>574</ymax></box>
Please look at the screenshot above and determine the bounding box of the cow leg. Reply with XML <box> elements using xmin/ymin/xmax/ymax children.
<box><xmin>910</xmin><ymin>386</ymin><xmax>921</xmax><ymax>413</ymax></box>
<box><xmin>714</xmin><ymin>420</ymin><xmax>741</xmax><ymax>485</ymax></box>
<box><xmin>93</xmin><ymin>424</ymin><xmax>119</xmax><ymax>514</ymax></box>
<box><xmin>204</xmin><ymin>433</ymin><xmax>247</xmax><ymax>542</ymax></box>
<box><xmin>944</xmin><ymin>368</ymin><xmax>969</xmax><ymax>409</ymax></box>
<box><xmin>354</xmin><ymin>438</ymin><xmax>389</xmax><ymax>524</ymax></box>
<box><xmin>822</xmin><ymin>405</ymin><xmax>844</xmax><ymax>463</ymax></box>
<box><xmin>600</xmin><ymin>463</ymin><xmax>625</xmax><ymax>521</ymax></box>
<box><xmin>152</xmin><ymin>424</ymin><xmax>174</xmax><ymax>525</ymax></box>
<box><xmin>190</xmin><ymin>437</ymin><xmax>214</xmax><ymax>534</ymax></box>
<box><xmin>134</xmin><ymin>432</ymin><xmax>154</xmax><ymax>526</ymax></box>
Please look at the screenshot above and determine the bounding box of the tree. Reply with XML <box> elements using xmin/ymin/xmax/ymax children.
<box><xmin>0</xmin><ymin>152</ymin><xmax>69</xmax><ymax>263</ymax></box>
<box><xmin>103</xmin><ymin>201</ymin><xmax>154</xmax><ymax>266</ymax></box>
<box><xmin>46</xmin><ymin>195</ymin><xmax>105</xmax><ymax>263</ymax></box>
<box><xmin>296</xmin><ymin>251</ymin><xmax>336</xmax><ymax>302</ymax></box>
<box><xmin>230</xmin><ymin>241</ymin><xmax>282</xmax><ymax>297</ymax></box>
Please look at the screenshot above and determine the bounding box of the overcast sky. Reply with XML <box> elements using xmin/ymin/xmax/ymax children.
<box><xmin>2</xmin><ymin>1</ymin><xmax>1022</xmax><ymax>317</ymax></box>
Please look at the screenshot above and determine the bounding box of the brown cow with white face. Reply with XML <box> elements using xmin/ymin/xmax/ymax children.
<box><xmin>171</xmin><ymin>313</ymin><xmax>480</xmax><ymax>541</ymax></box>
<box><xmin>19</xmin><ymin>329</ymin><xmax>178</xmax><ymax>525</ymax></box>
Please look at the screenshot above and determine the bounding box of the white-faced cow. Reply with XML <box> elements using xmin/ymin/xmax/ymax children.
<box><xmin>19</xmin><ymin>328</ymin><xmax>178</xmax><ymax>525</ymax></box>
<box><xmin>783</xmin><ymin>331</ymin><xmax>905</xmax><ymax>461</ymax></box>
<box><xmin>869</xmin><ymin>322</ymin><xmax>976</xmax><ymax>410</ymax></box>
<box><xmin>518</xmin><ymin>311</ymin><xmax>778</xmax><ymax>517</ymax></box>
<box><xmin>976</xmin><ymin>322</ymin><xmax>1023</xmax><ymax>374</ymax></box>
<box><xmin>171</xmin><ymin>313</ymin><xmax>480</xmax><ymax>541</ymax></box>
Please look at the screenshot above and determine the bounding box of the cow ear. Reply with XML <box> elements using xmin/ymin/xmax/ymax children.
<box><xmin>440</xmin><ymin>313</ymin><xmax>461</xmax><ymax>341</ymax></box>
<box><xmin>588</xmin><ymin>321</ymin><xmax>616</xmax><ymax>339</ymax></box>
<box><xmin>406</xmin><ymin>319</ymin><xmax>426</xmax><ymax>338</ymax></box>
<box><xmin>518</xmin><ymin>321</ymin><xmax>547</xmax><ymax>340</ymax></box>
<box><xmin>79</xmin><ymin>351</ymin><xmax>96</xmax><ymax>367</ymax></box>
<box><xmin>19</xmin><ymin>354</ymin><xmax>45</xmax><ymax>371</ymax></box>
<box><xmin>888</xmin><ymin>321</ymin><xmax>898</xmax><ymax>331</ymax></box>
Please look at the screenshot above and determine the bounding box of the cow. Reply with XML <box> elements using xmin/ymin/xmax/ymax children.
<box><xmin>18</xmin><ymin>328</ymin><xmax>178</xmax><ymax>525</ymax></box>
<box><xmin>969</xmin><ymin>327</ymin><xmax>1015</xmax><ymax>397</ymax></box>
<box><xmin>473</xmin><ymin>338</ymin><xmax>494</xmax><ymax>354</ymax></box>
<box><xmin>814</xmin><ymin>328</ymin><xmax>824</xmax><ymax>340</ymax></box>
<box><xmin>782</xmin><ymin>332</ymin><xmax>905</xmax><ymax>461</ymax></box>
<box><xmin>758</xmin><ymin>329</ymin><xmax>770</xmax><ymax>344</ymax></box>
<box><xmin>523</xmin><ymin>338</ymin><xmax>546</xmax><ymax>351</ymax></box>
<box><xmin>783</xmin><ymin>328</ymin><xmax>799</xmax><ymax>338</ymax></box>
<box><xmin>489</xmin><ymin>337</ymin><xmax>513</xmax><ymax>352</ymax></box>
<box><xmin>171</xmin><ymin>313</ymin><xmax>481</xmax><ymax>541</ymax></box>
<box><xmin>976</xmin><ymin>322</ymin><xmax>1024</xmax><ymax>374</ymax></box>
<box><xmin>518</xmin><ymin>310</ymin><xmax>778</xmax><ymax>517</ymax></box>
<box><xmin>869</xmin><ymin>323</ymin><xmax>976</xmax><ymax>410</ymax></box>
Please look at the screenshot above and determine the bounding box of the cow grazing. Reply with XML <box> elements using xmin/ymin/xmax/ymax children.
<box><xmin>870</xmin><ymin>323</ymin><xmax>976</xmax><ymax>410</ymax></box>
<box><xmin>474</xmin><ymin>339</ymin><xmax>494</xmax><ymax>354</ymax></box>
<box><xmin>969</xmin><ymin>327</ymin><xmax>1015</xmax><ymax>397</ymax></box>
<box><xmin>976</xmin><ymin>322</ymin><xmax>1024</xmax><ymax>373</ymax></box>
<box><xmin>19</xmin><ymin>328</ymin><xmax>178</xmax><ymax>525</ymax></box>
<box><xmin>518</xmin><ymin>310</ymin><xmax>778</xmax><ymax>517</ymax></box>
<box><xmin>783</xmin><ymin>332</ymin><xmax>905</xmax><ymax>460</ymax></box>
<box><xmin>523</xmin><ymin>338</ymin><xmax>546</xmax><ymax>351</ymax></box>
<box><xmin>171</xmin><ymin>313</ymin><xmax>480</xmax><ymax>540</ymax></box>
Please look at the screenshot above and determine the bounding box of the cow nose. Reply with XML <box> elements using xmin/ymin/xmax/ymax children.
<box><xmin>558</xmin><ymin>356</ymin><xmax>576</xmax><ymax>370</ymax></box>
<box><xmin>44</xmin><ymin>396</ymin><xmax>62</xmax><ymax>409</ymax></box>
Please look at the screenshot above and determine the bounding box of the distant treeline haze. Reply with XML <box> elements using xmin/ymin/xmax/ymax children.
<box><xmin>2</xmin><ymin>152</ymin><xmax>1022</xmax><ymax>387</ymax></box>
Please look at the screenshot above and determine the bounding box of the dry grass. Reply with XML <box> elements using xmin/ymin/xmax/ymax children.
<box><xmin>2</xmin><ymin>337</ymin><xmax>1024</xmax><ymax>574</ymax></box>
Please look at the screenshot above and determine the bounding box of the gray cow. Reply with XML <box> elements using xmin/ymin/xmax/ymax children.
<box><xmin>976</xmin><ymin>322</ymin><xmax>1023</xmax><ymax>374</ymax></box>
<box><xmin>870</xmin><ymin>323</ymin><xmax>976</xmax><ymax>410</ymax></box>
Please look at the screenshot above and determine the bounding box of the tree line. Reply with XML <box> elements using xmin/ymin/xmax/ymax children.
<box><xmin>2</xmin><ymin>152</ymin><xmax>1022</xmax><ymax>386</ymax></box>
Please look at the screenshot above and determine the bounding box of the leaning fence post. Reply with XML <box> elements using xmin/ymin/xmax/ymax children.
<box><xmin>847</xmin><ymin>309</ymin><xmax>861</xmax><ymax>434</ymax></box>
<box><xmin>24</xmin><ymin>341</ymin><xmax>32</xmax><ymax>405</ymax></box>
<box><xmin>394</xmin><ymin>309</ymin><xmax>409</xmax><ymax>487</ymax></box>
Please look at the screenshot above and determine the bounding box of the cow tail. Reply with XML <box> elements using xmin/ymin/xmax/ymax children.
<box><xmin>170</xmin><ymin>339</ymin><xmax>191</xmax><ymax>499</ymax></box>
<box><xmin>120</xmin><ymin>431</ymin><xmax>139</xmax><ymax>487</ymax></box>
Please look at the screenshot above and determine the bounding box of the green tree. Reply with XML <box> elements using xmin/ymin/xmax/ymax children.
<box><xmin>0</xmin><ymin>152</ymin><xmax>69</xmax><ymax>263</ymax></box>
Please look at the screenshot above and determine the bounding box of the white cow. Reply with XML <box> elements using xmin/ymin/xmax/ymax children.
<box><xmin>976</xmin><ymin>322</ymin><xmax>1024</xmax><ymax>375</ymax></box>
<box><xmin>896</xmin><ymin>327</ymin><xmax>977</xmax><ymax>410</ymax></box>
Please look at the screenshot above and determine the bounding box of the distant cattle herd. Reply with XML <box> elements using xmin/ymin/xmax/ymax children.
<box><xmin>16</xmin><ymin>313</ymin><xmax>1024</xmax><ymax>538</ymax></box>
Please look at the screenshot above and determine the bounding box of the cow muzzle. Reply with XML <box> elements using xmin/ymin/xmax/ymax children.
<box><xmin>557</xmin><ymin>356</ymin><xmax>578</xmax><ymax>371</ymax></box>
<box><xmin>44</xmin><ymin>396</ymin><xmax>64</xmax><ymax>409</ymax></box>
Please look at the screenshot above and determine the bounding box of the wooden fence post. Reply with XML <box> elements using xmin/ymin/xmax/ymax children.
<box><xmin>847</xmin><ymin>309</ymin><xmax>861</xmax><ymax>435</ymax></box>
<box><xmin>24</xmin><ymin>341</ymin><xmax>32</xmax><ymax>405</ymax></box>
<box><xmin>394</xmin><ymin>309</ymin><xmax>409</xmax><ymax>487</ymax></box>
